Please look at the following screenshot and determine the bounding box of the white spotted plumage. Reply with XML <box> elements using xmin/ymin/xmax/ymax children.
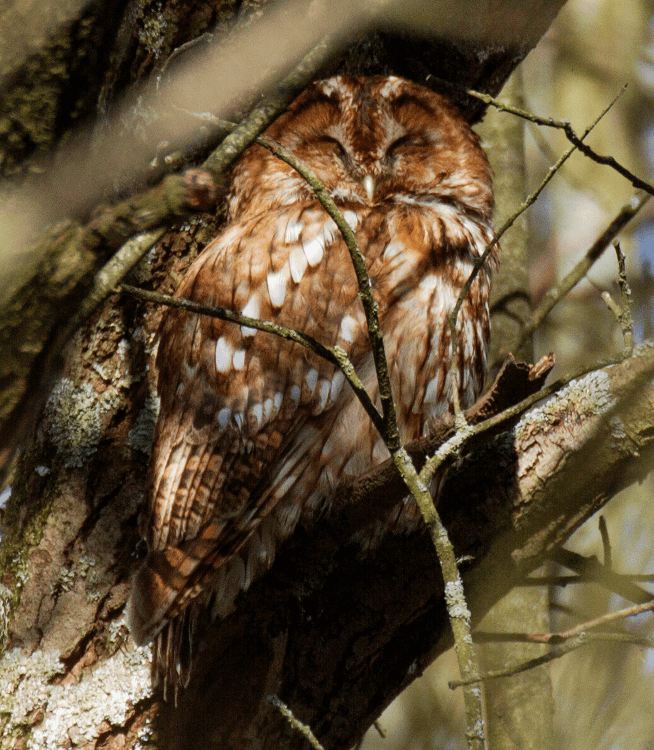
<box><xmin>127</xmin><ymin>75</ymin><xmax>497</xmax><ymax>691</ymax></box>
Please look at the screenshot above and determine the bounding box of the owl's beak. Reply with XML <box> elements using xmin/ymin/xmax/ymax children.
<box><xmin>363</xmin><ymin>175</ymin><xmax>375</xmax><ymax>201</ymax></box>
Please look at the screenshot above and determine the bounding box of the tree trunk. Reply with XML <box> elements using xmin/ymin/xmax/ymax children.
<box><xmin>475</xmin><ymin>68</ymin><xmax>556</xmax><ymax>750</ymax></box>
<box><xmin>11</xmin><ymin>2</ymin><xmax>645</xmax><ymax>749</ymax></box>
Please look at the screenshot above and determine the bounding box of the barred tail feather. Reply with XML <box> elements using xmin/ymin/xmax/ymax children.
<box><xmin>151</xmin><ymin>609</ymin><xmax>195</xmax><ymax>703</ymax></box>
<box><xmin>126</xmin><ymin>553</ymin><xmax>188</xmax><ymax>647</ymax></box>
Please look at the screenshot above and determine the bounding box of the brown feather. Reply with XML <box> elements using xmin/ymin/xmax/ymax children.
<box><xmin>126</xmin><ymin>75</ymin><xmax>497</xmax><ymax>693</ymax></box>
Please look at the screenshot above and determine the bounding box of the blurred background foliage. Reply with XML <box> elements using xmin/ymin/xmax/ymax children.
<box><xmin>363</xmin><ymin>0</ymin><xmax>654</xmax><ymax>747</ymax></box>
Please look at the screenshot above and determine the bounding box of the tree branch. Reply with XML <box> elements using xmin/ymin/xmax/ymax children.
<box><xmin>155</xmin><ymin>345</ymin><xmax>654</xmax><ymax>749</ymax></box>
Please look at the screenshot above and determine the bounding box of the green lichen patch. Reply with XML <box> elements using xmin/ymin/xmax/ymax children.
<box><xmin>45</xmin><ymin>377</ymin><xmax>121</xmax><ymax>468</ymax></box>
<box><xmin>129</xmin><ymin>394</ymin><xmax>160</xmax><ymax>455</ymax></box>
<box><xmin>138</xmin><ymin>3</ymin><xmax>168</xmax><ymax>59</ymax></box>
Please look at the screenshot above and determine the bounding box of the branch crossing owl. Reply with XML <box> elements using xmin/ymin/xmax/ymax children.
<box><xmin>126</xmin><ymin>75</ymin><xmax>496</xmax><ymax>690</ymax></box>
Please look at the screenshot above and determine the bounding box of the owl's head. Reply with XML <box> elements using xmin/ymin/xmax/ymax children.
<box><xmin>229</xmin><ymin>75</ymin><xmax>493</xmax><ymax>221</ymax></box>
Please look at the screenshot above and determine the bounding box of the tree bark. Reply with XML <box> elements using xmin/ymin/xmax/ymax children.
<box><xmin>475</xmin><ymin>68</ymin><xmax>556</xmax><ymax>750</ymax></box>
<box><xmin>3</xmin><ymin>343</ymin><xmax>654</xmax><ymax>747</ymax></box>
<box><xmin>6</xmin><ymin>2</ymin><xmax>633</xmax><ymax>749</ymax></box>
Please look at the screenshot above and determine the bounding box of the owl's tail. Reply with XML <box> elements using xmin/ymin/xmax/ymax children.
<box><xmin>126</xmin><ymin>542</ymin><xmax>234</xmax><ymax>699</ymax></box>
<box><xmin>125</xmin><ymin>551</ymin><xmax>185</xmax><ymax>647</ymax></box>
<box><xmin>126</xmin><ymin>522</ymin><xmax>278</xmax><ymax>696</ymax></box>
<box><xmin>151</xmin><ymin>610</ymin><xmax>195</xmax><ymax>703</ymax></box>
<box><xmin>126</xmin><ymin>556</ymin><xmax>197</xmax><ymax>700</ymax></box>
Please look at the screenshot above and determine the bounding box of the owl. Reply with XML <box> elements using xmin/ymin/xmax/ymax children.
<box><xmin>127</xmin><ymin>75</ymin><xmax>496</xmax><ymax>689</ymax></box>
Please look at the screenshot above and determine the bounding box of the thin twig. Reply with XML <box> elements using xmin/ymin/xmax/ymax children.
<box><xmin>450</xmin><ymin>631</ymin><xmax>654</xmax><ymax>688</ymax></box>
<box><xmin>519</xmin><ymin>574</ymin><xmax>654</xmax><ymax>587</ymax></box>
<box><xmin>268</xmin><ymin>695</ymin><xmax>325</xmax><ymax>750</ymax></box>
<box><xmin>520</xmin><ymin>190</ymin><xmax>651</xmax><ymax>346</ymax></box>
<box><xmin>450</xmin><ymin>634</ymin><xmax>587</xmax><ymax>687</ymax></box>
<box><xmin>598</xmin><ymin>516</ymin><xmax>612</xmax><ymax>569</ymax></box>
<box><xmin>62</xmin><ymin>229</ymin><xmax>165</xmax><ymax>340</ymax></box>
<box><xmin>528</xmin><ymin>598</ymin><xmax>654</xmax><ymax>644</ymax></box>
<box><xmin>549</xmin><ymin>547</ymin><xmax>654</xmax><ymax>605</ymax></box>
<box><xmin>447</xmin><ymin>90</ymin><xmax>620</xmax><ymax>428</ymax></box>
<box><xmin>526</xmin><ymin>118</ymin><xmax>611</xmax><ymax>209</ymax></box>
<box><xmin>119</xmin><ymin>284</ymin><xmax>384</xmax><ymax>434</ymax></box>
<box><xmin>157</xmin><ymin>32</ymin><xmax>214</xmax><ymax>90</ymax></box>
<box><xmin>613</xmin><ymin>240</ymin><xmax>635</xmax><ymax>354</ymax></box>
<box><xmin>464</xmin><ymin>84</ymin><xmax>654</xmax><ymax>197</ymax></box>
<box><xmin>474</xmin><ymin>630</ymin><xmax>654</xmax><ymax>647</ymax></box>
<box><xmin>201</xmin><ymin>34</ymin><xmax>334</xmax><ymax>182</ymax></box>
<box><xmin>451</xmin><ymin>84</ymin><xmax>628</xmax><ymax>328</ymax></box>
<box><xmin>602</xmin><ymin>289</ymin><xmax>624</xmax><ymax>321</ymax></box>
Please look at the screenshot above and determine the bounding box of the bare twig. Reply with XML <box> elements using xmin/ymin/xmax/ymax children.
<box><xmin>526</xmin><ymin>118</ymin><xmax>611</xmax><ymax>208</ymax></box>
<box><xmin>520</xmin><ymin>190</ymin><xmax>651</xmax><ymax>346</ymax></box>
<box><xmin>352</xmin><ymin>723</ymin><xmax>385</xmax><ymax>750</ymax></box>
<box><xmin>600</xmin><ymin>242</ymin><xmax>635</xmax><ymax>356</ymax></box>
<box><xmin>598</xmin><ymin>516</ymin><xmax>612</xmax><ymax>570</ymax></box>
<box><xmin>602</xmin><ymin>289</ymin><xmax>624</xmax><ymax>319</ymax></box>
<box><xmin>549</xmin><ymin>547</ymin><xmax>654</xmax><ymax>605</ymax></box>
<box><xmin>450</xmin><ymin>631</ymin><xmax>654</xmax><ymax>688</ymax></box>
<box><xmin>268</xmin><ymin>695</ymin><xmax>325</xmax><ymax>750</ymax></box>
<box><xmin>528</xmin><ymin>598</ymin><xmax>654</xmax><ymax>644</ymax></box>
<box><xmin>464</xmin><ymin>85</ymin><xmax>654</xmax><ymax>196</ymax></box>
<box><xmin>613</xmin><ymin>240</ymin><xmax>635</xmax><ymax>354</ymax></box>
<box><xmin>373</xmin><ymin>720</ymin><xmax>386</xmax><ymax>738</ymax></box>
<box><xmin>119</xmin><ymin>284</ymin><xmax>383</xmax><ymax>434</ymax></box>
<box><xmin>157</xmin><ymin>32</ymin><xmax>214</xmax><ymax>90</ymax></box>
<box><xmin>520</xmin><ymin>574</ymin><xmax>654</xmax><ymax>587</ymax></box>
<box><xmin>450</xmin><ymin>634</ymin><xmax>587</xmax><ymax>687</ymax></box>
<box><xmin>201</xmin><ymin>35</ymin><xmax>333</xmax><ymax>182</ymax></box>
<box><xmin>474</xmin><ymin>631</ymin><xmax>654</xmax><ymax>647</ymax></box>
<box><xmin>63</xmin><ymin>229</ymin><xmax>165</xmax><ymax>340</ymax></box>
<box><xmin>447</xmin><ymin>90</ymin><xmax>621</xmax><ymax>428</ymax></box>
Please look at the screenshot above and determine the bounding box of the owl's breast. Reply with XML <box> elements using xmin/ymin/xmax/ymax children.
<box><xmin>356</xmin><ymin>200</ymin><xmax>494</xmax><ymax>434</ymax></box>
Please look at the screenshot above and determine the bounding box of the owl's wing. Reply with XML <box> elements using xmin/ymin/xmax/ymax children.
<box><xmin>128</xmin><ymin>203</ymin><xmax>371</xmax><ymax>645</ymax></box>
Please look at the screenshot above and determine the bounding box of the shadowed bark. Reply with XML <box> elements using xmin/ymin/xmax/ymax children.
<box><xmin>5</xmin><ymin>2</ymin><xmax>632</xmax><ymax>749</ymax></box>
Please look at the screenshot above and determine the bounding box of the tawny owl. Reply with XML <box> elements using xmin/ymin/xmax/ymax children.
<box><xmin>127</xmin><ymin>75</ymin><xmax>496</xmax><ymax>688</ymax></box>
